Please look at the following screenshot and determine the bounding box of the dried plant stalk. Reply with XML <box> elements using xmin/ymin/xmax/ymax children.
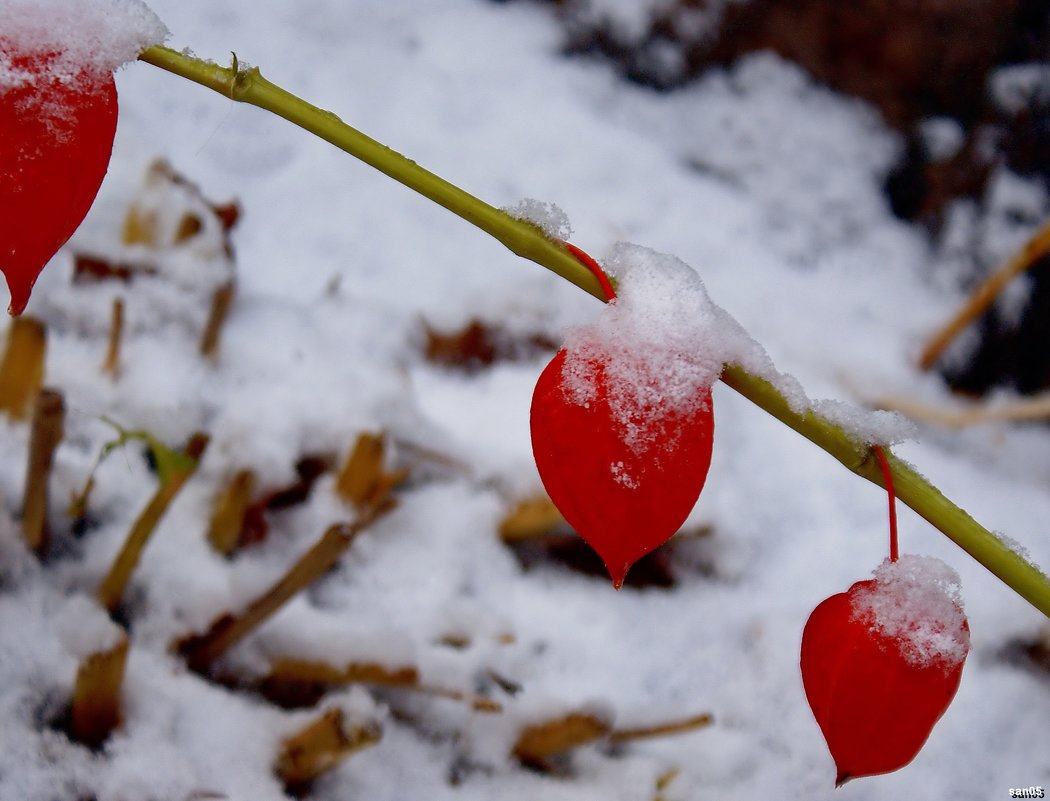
<box><xmin>181</xmin><ymin>512</ymin><xmax>384</xmax><ymax>673</ymax></box>
<box><xmin>199</xmin><ymin>281</ymin><xmax>236</xmax><ymax>359</ymax></box>
<box><xmin>334</xmin><ymin>431</ymin><xmax>407</xmax><ymax>512</ymax></box>
<box><xmin>0</xmin><ymin>316</ymin><xmax>46</xmax><ymax>420</ymax></box>
<box><xmin>70</xmin><ymin>632</ymin><xmax>130</xmax><ymax>749</ymax></box>
<box><xmin>268</xmin><ymin>657</ymin><xmax>419</xmax><ymax>687</ymax></box>
<box><xmin>21</xmin><ymin>389</ymin><xmax>65</xmax><ymax>554</ymax></box>
<box><xmin>206</xmin><ymin>468</ymin><xmax>256</xmax><ymax>555</ymax></box>
<box><xmin>175</xmin><ymin>212</ymin><xmax>204</xmax><ymax>243</ymax></box>
<box><xmin>122</xmin><ymin>204</ymin><xmax>157</xmax><ymax>246</ymax></box>
<box><xmin>102</xmin><ymin>297</ymin><xmax>124</xmax><ymax>377</ymax></box>
<box><xmin>512</xmin><ymin>712</ymin><xmax>612</xmax><ymax>766</ymax></box>
<box><xmin>276</xmin><ymin>709</ymin><xmax>381</xmax><ymax>792</ymax></box>
<box><xmin>262</xmin><ymin>657</ymin><xmax>500</xmax><ymax>712</ymax></box>
<box><xmin>873</xmin><ymin>392</ymin><xmax>1050</xmax><ymax>428</ymax></box>
<box><xmin>498</xmin><ymin>495</ymin><xmax>564</xmax><ymax>542</ymax></box>
<box><xmin>335</xmin><ymin>432</ymin><xmax>386</xmax><ymax>508</ymax></box>
<box><xmin>608</xmin><ymin>712</ymin><xmax>714</xmax><ymax>743</ymax></box>
<box><xmin>97</xmin><ymin>433</ymin><xmax>209</xmax><ymax>613</ymax></box>
<box><xmin>653</xmin><ymin>768</ymin><xmax>681</xmax><ymax>801</ymax></box>
<box><xmin>415</xmin><ymin>683</ymin><xmax>502</xmax><ymax>712</ymax></box>
<box><xmin>511</xmin><ymin>709</ymin><xmax>711</xmax><ymax>769</ymax></box>
<box><xmin>919</xmin><ymin>218</ymin><xmax>1050</xmax><ymax>370</ymax></box>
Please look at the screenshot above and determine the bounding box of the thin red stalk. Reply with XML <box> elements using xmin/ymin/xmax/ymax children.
<box><xmin>873</xmin><ymin>446</ymin><xmax>898</xmax><ymax>562</ymax></box>
<box><xmin>563</xmin><ymin>242</ymin><xmax>616</xmax><ymax>301</ymax></box>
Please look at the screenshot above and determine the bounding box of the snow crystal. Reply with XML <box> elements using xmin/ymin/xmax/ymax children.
<box><xmin>55</xmin><ymin>595</ymin><xmax>126</xmax><ymax>660</ymax></box>
<box><xmin>609</xmin><ymin>459</ymin><xmax>639</xmax><ymax>489</ymax></box>
<box><xmin>502</xmin><ymin>198</ymin><xmax>573</xmax><ymax>241</ymax></box>
<box><xmin>0</xmin><ymin>0</ymin><xmax>167</xmax><ymax>88</ymax></box>
<box><xmin>850</xmin><ymin>555</ymin><xmax>970</xmax><ymax>669</ymax></box>
<box><xmin>811</xmin><ymin>399</ymin><xmax>917</xmax><ymax>446</ymax></box>
<box><xmin>994</xmin><ymin>531</ymin><xmax>1043</xmax><ymax>573</ymax></box>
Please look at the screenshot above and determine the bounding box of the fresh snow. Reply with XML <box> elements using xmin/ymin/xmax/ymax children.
<box><xmin>851</xmin><ymin>555</ymin><xmax>970</xmax><ymax>668</ymax></box>
<box><xmin>1</xmin><ymin>1</ymin><xmax>1049</xmax><ymax>800</ymax></box>
<box><xmin>560</xmin><ymin>243</ymin><xmax>725</xmax><ymax>450</ymax></box>
<box><xmin>0</xmin><ymin>0</ymin><xmax>166</xmax><ymax>84</ymax></box>
<box><xmin>503</xmin><ymin>198</ymin><xmax>574</xmax><ymax>241</ymax></box>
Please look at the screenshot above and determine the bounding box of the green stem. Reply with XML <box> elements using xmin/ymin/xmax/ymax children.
<box><xmin>137</xmin><ymin>47</ymin><xmax>604</xmax><ymax>299</ymax></box>
<box><xmin>721</xmin><ymin>365</ymin><xmax>1050</xmax><ymax>616</ymax></box>
<box><xmin>138</xmin><ymin>45</ymin><xmax>1050</xmax><ymax>619</ymax></box>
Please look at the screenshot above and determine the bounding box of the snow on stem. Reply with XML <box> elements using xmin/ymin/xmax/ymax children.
<box><xmin>137</xmin><ymin>45</ymin><xmax>1050</xmax><ymax>620</ymax></box>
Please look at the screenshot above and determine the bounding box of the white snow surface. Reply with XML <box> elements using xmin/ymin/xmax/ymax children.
<box><xmin>0</xmin><ymin>1</ymin><xmax>1049</xmax><ymax>800</ymax></box>
<box><xmin>55</xmin><ymin>594</ymin><xmax>126</xmax><ymax>660</ymax></box>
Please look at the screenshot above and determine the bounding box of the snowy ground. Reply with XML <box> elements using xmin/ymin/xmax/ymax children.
<box><xmin>2</xmin><ymin>1</ymin><xmax>1049</xmax><ymax>799</ymax></box>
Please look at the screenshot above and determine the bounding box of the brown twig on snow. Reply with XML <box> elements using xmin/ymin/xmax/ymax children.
<box><xmin>512</xmin><ymin>709</ymin><xmax>714</xmax><ymax>770</ymax></box>
<box><xmin>498</xmin><ymin>495</ymin><xmax>565</xmax><ymax>543</ymax></box>
<box><xmin>70</xmin><ymin>631</ymin><xmax>130</xmax><ymax>749</ymax></box>
<box><xmin>179</xmin><ymin>511</ymin><xmax>387</xmax><ymax>674</ymax></box>
<box><xmin>199</xmin><ymin>281</ymin><xmax>236</xmax><ymax>360</ymax></box>
<box><xmin>512</xmin><ymin>711</ymin><xmax>613</xmax><ymax>768</ymax></box>
<box><xmin>275</xmin><ymin>708</ymin><xmax>381</xmax><ymax>793</ymax></box>
<box><xmin>206</xmin><ymin>468</ymin><xmax>256</xmax><ymax>556</ymax></box>
<box><xmin>652</xmin><ymin>768</ymin><xmax>682</xmax><ymax>801</ymax></box>
<box><xmin>0</xmin><ymin>316</ymin><xmax>46</xmax><ymax>420</ymax></box>
<box><xmin>918</xmin><ymin>218</ymin><xmax>1050</xmax><ymax>371</ymax></box>
<box><xmin>266</xmin><ymin>658</ymin><xmax>420</xmax><ymax>689</ymax></box>
<box><xmin>21</xmin><ymin>389</ymin><xmax>65</xmax><ymax>555</ymax></box>
<box><xmin>608</xmin><ymin>711</ymin><xmax>714</xmax><ymax>744</ymax></box>
<box><xmin>872</xmin><ymin>392</ymin><xmax>1050</xmax><ymax>428</ymax></box>
<box><xmin>97</xmin><ymin>433</ymin><xmax>209</xmax><ymax>613</ymax></box>
<box><xmin>102</xmin><ymin>297</ymin><xmax>124</xmax><ymax>378</ymax></box>
<box><xmin>334</xmin><ymin>431</ymin><xmax>408</xmax><ymax>512</ymax></box>
<box><xmin>261</xmin><ymin>657</ymin><xmax>501</xmax><ymax>712</ymax></box>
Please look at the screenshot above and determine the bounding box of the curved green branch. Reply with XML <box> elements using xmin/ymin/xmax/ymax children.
<box><xmin>137</xmin><ymin>47</ymin><xmax>605</xmax><ymax>299</ymax></box>
<box><xmin>138</xmin><ymin>45</ymin><xmax>1050</xmax><ymax>619</ymax></box>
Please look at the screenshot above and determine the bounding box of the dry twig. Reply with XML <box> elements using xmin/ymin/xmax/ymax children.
<box><xmin>335</xmin><ymin>432</ymin><xmax>407</xmax><ymax>512</ymax></box>
<box><xmin>97</xmin><ymin>433</ymin><xmax>209</xmax><ymax>613</ymax></box>
<box><xmin>21</xmin><ymin>389</ymin><xmax>65</xmax><ymax>554</ymax></box>
<box><xmin>873</xmin><ymin>392</ymin><xmax>1050</xmax><ymax>428</ymax></box>
<box><xmin>206</xmin><ymin>468</ymin><xmax>256</xmax><ymax>555</ymax></box>
<box><xmin>498</xmin><ymin>495</ymin><xmax>564</xmax><ymax>542</ymax></box>
<box><xmin>919</xmin><ymin>218</ymin><xmax>1050</xmax><ymax>370</ymax></box>
<box><xmin>200</xmin><ymin>281</ymin><xmax>235</xmax><ymax>359</ymax></box>
<box><xmin>103</xmin><ymin>297</ymin><xmax>124</xmax><ymax>377</ymax></box>
<box><xmin>0</xmin><ymin>316</ymin><xmax>46</xmax><ymax>420</ymax></box>
<box><xmin>276</xmin><ymin>708</ymin><xmax>381</xmax><ymax>792</ymax></box>
<box><xmin>609</xmin><ymin>712</ymin><xmax>714</xmax><ymax>743</ymax></box>
<box><xmin>512</xmin><ymin>712</ymin><xmax>613</xmax><ymax>767</ymax></box>
<box><xmin>180</xmin><ymin>511</ymin><xmax>387</xmax><ymax>673</ymax></box>
<box><xmin>70</xmin><ymin>631</ymin><xmax>130</xmax><ymax>748</ymax></box>
<box><xmin>262</xmin><ymin>657</ymin><xmax>501</xmax><ymax>712</ymax></box>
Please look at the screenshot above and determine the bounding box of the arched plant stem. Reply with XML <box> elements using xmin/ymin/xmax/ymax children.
<box><xmin>138</xmin><ymin>45</ymin><xmax>1050</xmax><ymax>620</ymax></box>
<box><xmin>137</xmin><ymin>47</ymin><xmax>605</xmax><ymax>300</ymax></box>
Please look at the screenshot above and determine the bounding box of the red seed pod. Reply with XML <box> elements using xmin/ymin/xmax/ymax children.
<box><xmin>530</xmin><ymin>347</ymin><xmax>714</xmax><ymax>587</ymax></box>
<box><xmin>800</xmin><ymin>556</ymin><xmax>970</xmax><ymax>785</ymax></box>
<box><xmin>0</xmin><ymin>45</ymin><xmax>118</xmax><ymax>314</ymax></box>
